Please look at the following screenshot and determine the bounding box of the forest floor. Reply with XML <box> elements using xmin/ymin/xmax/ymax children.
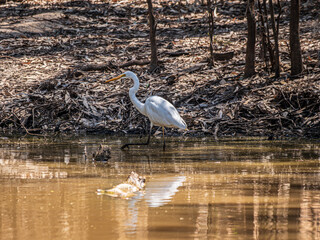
<box><xmin>0</xmin><ymin>0</ymin><xmax>319</xmax><ymax>139</ymax></box>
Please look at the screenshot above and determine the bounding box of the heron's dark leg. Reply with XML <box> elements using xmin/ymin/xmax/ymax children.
<box><xmin>162</xmin><ymin>127</ymin><xmax>166</xmax><ymax>150</ymax></box>
<box><xmin>121</xmin><ymin>123</ymin><xmax>153</xmax><ymax>150</ymax></box>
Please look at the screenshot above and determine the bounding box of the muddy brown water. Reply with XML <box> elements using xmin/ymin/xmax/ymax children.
<box><xmin>1</xmin><ymin>136</ymin><xmax>320</xmax><ymax>240</ymax></box>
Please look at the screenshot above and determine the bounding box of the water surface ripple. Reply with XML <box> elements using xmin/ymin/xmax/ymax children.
<box><xmin>0</xmin><ymin>136</ymin><xmax>320</xmax><ymax>239</ymax></box>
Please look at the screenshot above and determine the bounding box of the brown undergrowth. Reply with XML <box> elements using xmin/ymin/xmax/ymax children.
<box><xmin>0</xmin><ymin>0</ymin><xmax>319</xmax><ymax>138</ymax></box>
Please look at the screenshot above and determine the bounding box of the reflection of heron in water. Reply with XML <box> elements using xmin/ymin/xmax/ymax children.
<box><xmin>128</xmin><ymin>175</ymin><xmax>186</xmax><ymax>208</ymax></box>
<box><xmin>125</xmin><ymin>175</ymin><xmax>186</xmax><ymax>232</ymax></box>
<box><xmin>144</xmin><ymin>176</ymin><xmax>186</xmax><ymax>207</ymax></box>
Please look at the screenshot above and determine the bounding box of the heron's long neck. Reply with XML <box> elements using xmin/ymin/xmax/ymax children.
<box><xmin>129</xmin><ymin>75</ymin><xmax>146</xmax><ymax>116</ymax></box>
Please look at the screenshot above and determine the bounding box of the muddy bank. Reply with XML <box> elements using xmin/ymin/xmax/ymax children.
<box><xmin>0</xmin><ymin>1</ymin><xmax>319</xmax><ymax>138</ymax></box>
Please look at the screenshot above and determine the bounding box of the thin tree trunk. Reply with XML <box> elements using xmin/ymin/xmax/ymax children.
<box><xmin>263</xmin><ymin>0</ymin><xmax>275</xmax><ymax>71</ymax></box>
<box><xmin>269</xmin><ymin>0</ymin><xmax>280</xmax><ymax>77</ymax></box>
<box><xmin>290</xmin><ymin>0</ymin><xmax>303</xmax><ymax>75</ymax></box>
<box><xmin>258</xmin><ymin>0</ymin><xmax>269</xmax><ymax>71</ymax></box>
<box><xmin>207</xmin><ymin>0</ymin><xmax>215</xmax><ymax>66</ymax></box>
<box><xmin>244</xmin><ymin>0</ymin><xmax>256</xmax><ymax>78</ymax></box>
<box><xmin>147</xmin><ymin>0</ymin><xmax>158</xmax><ymax>72</ymax></box>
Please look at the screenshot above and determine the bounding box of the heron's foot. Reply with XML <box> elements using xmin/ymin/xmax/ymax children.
<box><xmin>120</xmin><ymin>139</ymin><xmax>151</xmax><ymax>150</ymax></box>
<box><xmin>121</xmin><ymin>144</ymin><xmax>130</xmax><ymax>150</ymax></box>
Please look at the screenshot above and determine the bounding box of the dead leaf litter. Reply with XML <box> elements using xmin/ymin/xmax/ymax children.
<box><xmin>0</xmin><ymin>0</ymin><xmax>319</xmax><ymax>138</ymax></box>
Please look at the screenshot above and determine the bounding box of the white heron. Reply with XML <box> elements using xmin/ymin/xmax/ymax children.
<box><xmin>106</xmin><ymin>71</ymin><xmax>187</xmax><ymax>150</ymax></box>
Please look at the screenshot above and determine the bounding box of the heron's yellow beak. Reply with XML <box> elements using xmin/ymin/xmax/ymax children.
<box><xmin>105</xmin><ymin>74</ymin><xmax>126</xmax><ymax>83</ymax></box>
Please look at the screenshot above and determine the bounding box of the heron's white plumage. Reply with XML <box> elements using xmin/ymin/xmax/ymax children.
<box><xmin>106</xmin><ymin>71</ymin><xmax>187</xmax><ymax>149</ymax></box>
<box><xmin>145</xmin><ymin>96</ymin><xmax>187</xmax><ymax>129</ymax></box>
<box><xmin>119</xmin><ymin>71</ymin><xmax>187</xmax><ymax>130</ymax></box>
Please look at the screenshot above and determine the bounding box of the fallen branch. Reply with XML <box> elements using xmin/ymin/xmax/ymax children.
<box><xmin>166</xmin><ymin>50</ymin><xmax>190</xmax><ymax>57</ymax></box>
<box><xmin>11</xmin><ymin>111</ymin><xmax>46</xmax><ymax>137</ymax></box>
<box><xmin>213</xmin><ymin>51</ymin><xmax>234</xmax><ymax>61</ymax></box>
<box><xmin>80</xmin><ymin>60</ymin><xmax>150</xmax><ymax>71</ymax></box>
<box><xmin>180</xmin><ymin>63</ymin><xmax>207</xmax><ymax>74</ymax></box>
<box><xmin>120</xmin><ymin>60</ymin><xmax>150</xmax><ymax>68</ymax></box>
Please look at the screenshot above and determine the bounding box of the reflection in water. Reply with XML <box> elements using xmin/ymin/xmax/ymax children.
<box><xmin>99</xmin><ymin>175</ymin><xmax>186</xmax><ymax>235</ymax></box>
<box><xmin>0</xmin><ymin>158</ymin><xmax>67</xmax><ymax>179</ymax></box>
<box><xmin>144</xmin><ymin>176</ymin><xmax>186</xmax><ymax>207</ymax></box>
<box><xmin>0</xmin><ymin>136</ymin><xmax>320</xmax><ymax>239</ymax></box>
<box><xmin>121</xmin><ymin>175</ymin><xmax>186</xmax><ymax>235</ymax></box>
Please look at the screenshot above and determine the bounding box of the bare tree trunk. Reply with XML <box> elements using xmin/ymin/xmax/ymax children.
<box><xmin>269</xmin><ymin>0</ymin><xmax>280</xmax><ymax>78</ymax></box>
<box><xmin>258</xmin><ymin>0</ymin><xmax>269</xmax><ymax>71</ymax></box>
<box><xmin>147</xmin><ymin>0</ymin><xmax>158</xmax><ymax>72</ymax></box>
<box><xmin>290</xmin><ymin>0</ymin><xmax>303</xmax><ymax>75</ymax></box>
<box><xmin>207</xmin><ymin>0</ymin><xmax>215</xmax><ymax>66</ymax></box>
<box><xmin>262</xmin><ymin>0</ymin><xmax>275</xmax><ymax>71</ymax></box>
<box><xmin>244</xmin><ymin>0</ymin><xmax>256</xmax><ymax>78</ymax></box>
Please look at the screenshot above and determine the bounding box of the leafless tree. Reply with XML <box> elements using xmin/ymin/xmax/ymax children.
<box><xmin>257</xmin><ymin>0</ymin><xmax>269</xmax><ymax>71</ymax></box>
<box><xmin>269</xmin><ymin>0</ymin><xmax>281</xmax><ymax>78</ymax></box>
<box><xmin>147</xmin><ymin>0</ymin><xmax>158</xmax><ymax>72</ymax></box>
<box><xmin>244</xmin><ymin>0</ymin><xmax>256</xmax><ymax>78</ymax></box>
<box><xmin>290</xmin><ymin>0</ymin><xmax>303</xmax><ymax>75</ymax></box>
<box><xmin>257</xmin><ymin>0</ymin><xmax>283</xmax><ymax>77</ymax></box>
<box><xmin>207</xmin><ymin>0</ymin><xmax>215</xmax><ymax>66</ymax></box>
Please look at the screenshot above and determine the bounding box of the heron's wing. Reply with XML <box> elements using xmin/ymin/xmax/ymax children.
<box><xmin>145</xmin><ymin>96</ymin><xmax>186</xmax><ymax>129</ymax></box>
